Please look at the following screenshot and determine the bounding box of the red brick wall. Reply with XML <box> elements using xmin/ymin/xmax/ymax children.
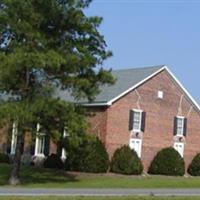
<box><xmin>49</xmin><ymin>139</ymin><xmax>57</xmax><ymax>155</ymax></box>
<box><xmin>89</xmin><ymin>70</ymin><xmax>200</xmax><ymax>172</ymax></box>
<box><xmin>87</xmin><ymin>107</ymin><xmax>108</xmax><ymax>144</ymax></box>
<box><xmin>23</xmin><ymin>131</ymin><xmax>32</xmax><ymax>154</ymax></box>
<box><xmin>0</xmin><ymin>126</ymin><xmax>9</xmax><ymax>153</ymax></box>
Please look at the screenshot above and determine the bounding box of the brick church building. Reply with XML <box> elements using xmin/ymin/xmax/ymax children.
<box><xmin>1</xmin><ymin>65</ymin><xmax>200</xmax><ymax>172</ymax></box>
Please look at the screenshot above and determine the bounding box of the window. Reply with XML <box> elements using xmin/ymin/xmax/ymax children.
<box><xmin>34</xmin><ymin>123</ymin><xmax>46</xmax><ymax>156</ymax></box>
<box><xmin>35</xmin><ymin>134</ymin><xmax>45</xmax><ymax>156</ymax></box>
<box><xmin>10</xmin><ymin>122</ymin><xmax>18</xmax><ymax>155</ymax></box>
<box><xmin>174</xmin><ymin>142</ymin><xmax>184</xmax><ymax>157</ymax></box>
<box><xmin>174</xmin><ymin>116</ymin><xmax>187</xmax><ymax>136</ymax></box>
<box><xmin>133</xmin><ymin>110</ymin><xmax>142</xmax><ymax>131</ymax></box>
<box><xmin>129</xmin><ymin>109</ymin><xmax>146</xmax><ymax>132</ymax></box>
<box><xmin>157</xmin><ymin>90</ymin><xmax>164</xmax><ymax>99</ymax></box>
<box><xmin>177</xmin><ymin>117</ymin><xmax>184</xmax><ymax>135</ymax></box>
<box><xmin>129</xmin><ymin>138</ymin><xmax>142</xmax><ymax>157</ymax></box>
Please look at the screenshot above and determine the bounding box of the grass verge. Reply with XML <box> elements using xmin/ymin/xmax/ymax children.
<box><xmin>1</xmin><ymin>164</ymin><xmax>200</xmax><ymax>188</ymax></box>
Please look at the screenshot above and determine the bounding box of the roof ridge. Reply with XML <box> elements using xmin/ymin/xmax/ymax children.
<box><xmin>111</xmin><ymin>65</ymin><xmax>165</xmax><ymax>72</ymax></box>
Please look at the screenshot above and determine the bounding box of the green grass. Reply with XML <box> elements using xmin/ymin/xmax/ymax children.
<box><xmin>1</xmin><ymin>197</ymin><xmax>200</xmax><ymax>200</ymax></box>
<box><xmin>1</xmin><ymin>164</ymin><xmax>200</xmax><ymax>188</ymax></box>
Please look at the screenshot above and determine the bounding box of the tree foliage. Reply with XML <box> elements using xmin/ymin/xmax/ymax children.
<box><xmin>0</xmin><ymin>0</ymin><xmax>114</xmax><ymax>184</ymax></box>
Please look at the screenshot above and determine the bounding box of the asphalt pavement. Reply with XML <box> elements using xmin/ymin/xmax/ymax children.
<box><xmin>1</xmin><ymin>188</ymin><xmax>200</xmax><ymax>196</ymax></box>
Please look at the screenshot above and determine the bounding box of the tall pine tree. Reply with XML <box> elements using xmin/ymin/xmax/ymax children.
<box><xmin>0</xmin><ymin>0</ymin><xmax>114</xmax><ymax>185</ymax></box>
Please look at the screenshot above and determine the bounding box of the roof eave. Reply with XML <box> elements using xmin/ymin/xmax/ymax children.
<box><xmin>81</xmin><ymin>102</ymin><xmax>111</xmax><ymax>107</ymax></box>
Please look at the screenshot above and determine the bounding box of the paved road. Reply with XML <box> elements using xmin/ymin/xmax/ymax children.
<box><xmin>1</xmin><ymin>188</ymin><xmax>200</xmax><ymax>196</ymax></box>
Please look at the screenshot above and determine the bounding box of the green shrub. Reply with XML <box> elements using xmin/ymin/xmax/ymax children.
<box><xmin>188</xmin><ymin>153</ymin><xmax>200</xmax><ymax>176</ymax></box>
<box><xmin>65</xmin><ymin>137</ymin><xmax>109</xmax><ymax>173</ymax></box>
<box><xmin>44</xmin><ymin>154</ymin><xmax>64</xmax><ymax>169</ymax></box>
<box><xmin>0</xmin><ymin>153</ymin><xmax>9</xmax><ymax>163</ymax></box>
<box><xmin>65</xmin><ymin>147</ymin><xmax>80</xmax><ymax>171</ymax></box>
<box><xmin>148</xmin><ymin>147</ymin><xmax>185</xmax><ymax>176</ymax></box>
<box><xmin>110</xmin><ymin>145</ymin><xmax>143</xmax><ymax>175</ymax></box>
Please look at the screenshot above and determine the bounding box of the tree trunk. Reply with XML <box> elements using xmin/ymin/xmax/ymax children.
<box><xmin>9</xmin><ymin>131</ymin><xmax>24</xmax><ymax>185</ymax></box>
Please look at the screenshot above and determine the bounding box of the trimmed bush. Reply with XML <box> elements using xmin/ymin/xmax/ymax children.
<box><xmin>110</xmin><ymin>145</ymin><xmax>143</xmax><ymax>175</ymax></box>
<box><xmin>0</xmin><ymin>153</ymin><xmax>9</xmax><ymax>163</ymax></box>
<box><xmin>44</xmin><ymin>154</ymin><xmax>64</xmax><ymax>169</ymax></box>
<box><xmin>148</xmin><ymin>147</ymin><xmax>185</xmax><ymax>176</ymax></box>
<box><xmin>65</xmin><ymin>137</ymin><xmax>109</xmax><ymax>173</ymax></box>
<box><xmin>188</xmin><ymin>153</ymin><xmax>200</xmax><ymax>176</ymax></box>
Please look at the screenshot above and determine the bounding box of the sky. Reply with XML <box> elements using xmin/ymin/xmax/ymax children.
<box><xmin>86</xmin><ymin>0</ymin><xmax>200</xmax><ymax>102</ymax></box>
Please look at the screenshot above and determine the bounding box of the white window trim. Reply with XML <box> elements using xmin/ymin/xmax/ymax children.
<box><xmin>174</xmin><ymin>142</ymin><xmax>184</xmax><ymax>157</ymax></box>
<box><xmin>129</xmin><ymin>138</ymin><xmax>142</xmax><ymax>158</ymax></box>
<box><xmin>61</xmin><ymin>129</ymin><xmax>67</xmax><ymax>160</ymax></box>
<box><xmin>61</xmin><ymin>148</ymin><xmax>66</xmax><ymax>160</ymax></box>
<box><xmin>10</xmin><ymin>122</ymin><xmax>18</xmax><ymax>155</ymax></box>
<box><xmin>34</xmin><ymin>123</ymin><xmax>45</xmax><ymax>157</ymax></box>
<box><xmin>176</xmin><ymin>116</ymin><xmax>185</xmax><ymax>137</ymax></box>
<box><xmin>132</xmin><ymin>109</ymin><xmax>143</xmax><ymax>132</ymax></box>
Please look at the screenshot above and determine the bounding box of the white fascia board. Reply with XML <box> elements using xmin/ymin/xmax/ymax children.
<box><xmin>107</xmin><ymin>66</ymin><xmax>166</xmax><ymax>105</ymax></box>
<box><xmin>81</xmin><ymin>102</ymin><xmax>110</xmax><ymax>106</ymax></box>
<box><xmin>164</xmin><ymin>66</ymin><xmax>200</xmax><ymax>113</ymax></box>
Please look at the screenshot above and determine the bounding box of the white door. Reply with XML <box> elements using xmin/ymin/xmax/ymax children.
<box><xmin>129</xmin><ymin>139</ymin><xmax>142</xmax><ymax>158</ymax></box>
<box><xmin>174</xmin><ymin>142</ymin><xmax>184</xmax><ymax>157</ymax></box>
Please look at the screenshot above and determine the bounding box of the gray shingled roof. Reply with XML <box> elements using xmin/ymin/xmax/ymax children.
<box><xmin>55</xmin><ymin>65</ymin><xmax>165</xmax><ymax>105</ymax></box>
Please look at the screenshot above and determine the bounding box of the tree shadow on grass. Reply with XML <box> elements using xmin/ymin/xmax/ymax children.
<box><xmin>21</xmin><ymin>167</ymin><xmax>78</xmax><ymax>186</ymax></box>
<box><xmin>0</xmin><ymin>164</ymin><xmax>12</xmax><ymax>185</ymax></box>
<box><xmin>0</xmin><ymin>164</ymin><xmax>79</xmax><ymax>186</ymax></box>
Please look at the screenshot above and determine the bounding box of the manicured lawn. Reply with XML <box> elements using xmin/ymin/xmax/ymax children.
<box><xmin>1</xmin><ymin>197</ymin><xmax>200</xmax><ymax>200</ymax></box>
<box><xmin>1</xmin><ymin>164</ymin><xmax>200</xmax><ymax>188</ymax></box>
